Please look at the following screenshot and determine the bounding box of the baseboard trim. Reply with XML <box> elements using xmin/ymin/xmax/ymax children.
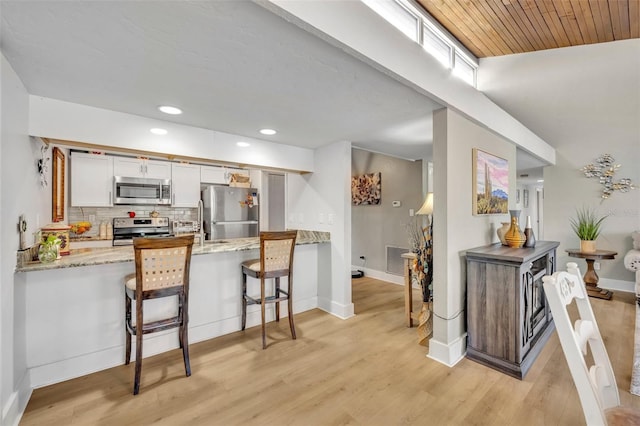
<box><xmin>427</xmin><ymin>333</ymin><xmax>467</xmax><ymax>367</ymax></box>
<box><xmin>598</xmin><ymin>278</ymin><xmax>634</xmax><ymax>294</ymax></box>
<box><xmin>2</xmin><ymin>372</ymin><xmax>32</xmax><ymax>426</ymax></box>
<box><xmin>29</xmin><ymin>346</ymin><xmax>124</xmax><ymax>389</ymax></box>
<box><xmin>318</xmin><ymin>296</ymin><xmax>355</xmax><ymax>319</ymax></box>
<box><xmin>350</xmin><ymin>266</ymin><xmax>404</xmax><ymax>286</ymax></box>
<box><xmin>27</xmin><ymin>296</ymin><xmax>319</xmax><ymax>389</ymax></box>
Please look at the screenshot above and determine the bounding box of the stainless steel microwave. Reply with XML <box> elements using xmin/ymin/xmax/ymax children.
<box><xmin>113</xmin><ymin>176</ymin><xmax>171</xmax><ymax>205</ymax></box>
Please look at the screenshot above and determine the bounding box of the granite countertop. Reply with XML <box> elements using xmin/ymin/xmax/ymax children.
<box><xmin>69</xmin><ymin>235</ymin><xmax>111</xmax><ymax>242</ymax></box>
<box><xmin>16</xmin><ymin>230</ymin><xmax>330</xmax><ymax>273</ymax></box>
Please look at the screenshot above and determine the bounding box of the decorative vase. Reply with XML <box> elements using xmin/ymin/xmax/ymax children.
<box><xmin>505</xmin><ymin>209</ymin><xmax>526</xmax><ymax>248</ymax></box>
<box><xmin>524</xmin><ymin>215</ymin><xmax>536</xmax><ymax>248</ymax></box>
<box><xmin>497</xmin><ymin>222</ymin><xmax>510</xmax><ymax>246</ymax></box>
<box><xmin>38</xmin><ymin>243</ymin><xmax>59</xmax><ymax>263</ymax></box>
<box><xmin>417</xmin><ymin>301</ymin><xmax>433</xmax><ymax>346</ymax></box>
<box><xmin>580</xmin><ymin>240</ymin><xmax>597</xmax><ymax>253</ymax></box>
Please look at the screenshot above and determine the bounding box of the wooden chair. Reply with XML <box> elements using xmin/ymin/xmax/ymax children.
<box><xmin>542</xmin><ymin>262</ymin><xmax>640</xmax><ymax>425</ymax></box>
<box><xmin>124</xmin><ymin>235</ymin><xmax>194</xmax><ymax>395</ymax></box>
<box><xmin>241</xmin><ymin>230</ymin><xmax>297</xmax><ymax>349</ymax></box>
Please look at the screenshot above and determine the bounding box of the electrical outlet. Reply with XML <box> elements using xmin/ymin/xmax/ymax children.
<box><xmin>594</xmin><ymin>261</ymin><xmax>600</xmax><ymax>270</ymax></box>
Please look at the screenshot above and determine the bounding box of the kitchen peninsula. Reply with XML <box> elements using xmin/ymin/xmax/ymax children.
<box><xmin>15</xmin><ymin>230</ymin><xmax>329</xmax><ymax>388</ymax></box>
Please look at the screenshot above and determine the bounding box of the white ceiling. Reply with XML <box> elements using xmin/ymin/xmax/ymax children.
<box><xmin>0</xmin><ymin>0</ymin><xmax>543</xmax><ymax>169</ymax></box>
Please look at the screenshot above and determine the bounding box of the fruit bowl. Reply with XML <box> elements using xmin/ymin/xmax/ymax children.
<box><xmin>70</xmin><ymin>221</ymin><xmax>92</xmax><ymax>235</ymax></box>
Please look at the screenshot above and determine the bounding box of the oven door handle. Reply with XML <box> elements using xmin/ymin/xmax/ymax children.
<box><xmin>212</xmin><ymin>221</ymin><xmax>259</xmax><ymax>225</ymax></box>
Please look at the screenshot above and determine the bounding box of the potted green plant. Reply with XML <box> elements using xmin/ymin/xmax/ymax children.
<box><xmin>38</xmin><ymin>234</ymin><xmax>61</xmax><ymax>263</ymax></box>
<box><xmin>569</xmin><ymin>207</ymin><xmax>607</xmax><ymax>253</ymax></box>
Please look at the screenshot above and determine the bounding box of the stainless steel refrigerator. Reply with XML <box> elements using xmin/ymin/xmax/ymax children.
<box><xmin>202</xmin><ymin>185</ymin><xmax>259</xmax><ymax>240</ymax></box>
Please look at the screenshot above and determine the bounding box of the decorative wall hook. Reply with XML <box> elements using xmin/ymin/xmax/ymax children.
<box><xmin>580</xmin><ymin>154</ymin><xmax>635</xmax><ymax>199</ymax></box>
<box><xmin>37</xmin><ymin>143</ymin><xmax>50</xmax><ymax>187</ymax></box>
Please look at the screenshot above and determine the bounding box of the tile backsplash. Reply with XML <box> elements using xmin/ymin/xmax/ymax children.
<box><xmin>68</xmin><ymin>206</ymin><xmax>197</xmax><ymax>237</ymax></box>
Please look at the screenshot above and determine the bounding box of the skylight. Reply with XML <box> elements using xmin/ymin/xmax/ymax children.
<box><xmin>361</xmin><ymin>0</ymin><xmax>418</xmax><ymax>41</ymax></box>
<box><xmin>362</xmin><ymin>0</ymin><xmax>478</xmax><ymax>87</ymax></box>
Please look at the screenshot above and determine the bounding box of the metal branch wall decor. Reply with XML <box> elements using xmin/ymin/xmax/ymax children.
<box><xmin>580</xmin><ymin>154</ymin><xmax>635</xmax><ymax>199</ymax></box>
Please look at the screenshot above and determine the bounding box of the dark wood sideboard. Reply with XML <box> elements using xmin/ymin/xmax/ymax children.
<box><xmin>465</xmin><ymin>241</ymin><xmax>559</xmax><ymax>379</ymax></box>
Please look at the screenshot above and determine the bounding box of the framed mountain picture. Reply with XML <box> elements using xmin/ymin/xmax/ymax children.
<box><xmin>472</xmin><ymin>149</ymin><xmax>508</xmax><ymax>215</ymax></box>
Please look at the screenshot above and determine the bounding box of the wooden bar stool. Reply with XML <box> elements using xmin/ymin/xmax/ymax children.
<box><xmin>124</xmin><ymin>235</ymin><xmax>194</xmax><ymax>395</ymax></box>
<box><xmin>241</xmin><ymin>230</ymin><xmax>297</xmax><ymax>349</ymax></box>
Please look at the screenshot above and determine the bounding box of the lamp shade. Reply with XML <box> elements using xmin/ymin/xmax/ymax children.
<box><xmin>416</xmin><ymin>192</ymin><xmax>433</xmax><ymax>215</ymax></box>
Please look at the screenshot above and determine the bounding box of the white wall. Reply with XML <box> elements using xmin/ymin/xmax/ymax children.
<box><xmin>1</xmin><ymin>52</ymin><xmax>49</xmax><ymax>426</ymax></box>
<box><xmin>287</xmin><ymin>141</ymin><xmax>353</xmax><ymax>319</ymax></box>
<box><xmin>480</xmin><ymin>40</ymin><xmax>640</xmax><ymax>287</ymax></box>
<box><xmin>430</xmin><ymin>108</ymin><xmax>516</xmax><ymax>366</ymax></box>
<box><xmin>29</xmin><ymin>96</ymin><xmax>315</xmax><ymax>174</ymax></box>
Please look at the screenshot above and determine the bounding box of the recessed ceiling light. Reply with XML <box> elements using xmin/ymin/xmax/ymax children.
<box><xmin>237</xmin><ymin>142</ymin><xmax>250</xmax><ymax>147</ymax></box>
<box><xmin>537</xmin><ymin>179</ymin><xmax>544</xmax><ymax>183</ymax></box>
<box><xmin>158</xmin><ymin>105</ymin><xmax>182</xmax><ymax>115</ymax></box>
<box><xmin>259</xmin><ymin>128</ymin><xmax>277</xmax><ymax>136</ymax></box>
<box><xmin>150</xmin><ymin>128</ymin><xmax>168</xmax><ymax>135</ymax></box>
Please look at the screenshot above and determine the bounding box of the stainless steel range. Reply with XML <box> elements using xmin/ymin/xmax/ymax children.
<box><xmin>112</xmin><ymin>217</ymin><xmax>171</xmax><ymax>246</ymax></box>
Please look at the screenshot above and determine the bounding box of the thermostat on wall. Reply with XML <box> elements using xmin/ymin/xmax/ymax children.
<box><xmin>392</xmin><ymin>200</ymin><xmax>401</xmax><ymax>207</ymax></box>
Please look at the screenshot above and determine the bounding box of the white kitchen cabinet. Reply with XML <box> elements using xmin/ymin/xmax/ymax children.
<box><xmin>201</xmin><ymin>166</ymin><xmax>250</xmax><ymax>185</ymax></box>
<box><xmin>113</xmin><ymin>157</ymin><xmax>171</xmax><ymax>179</ymax></box>
<box><xmin>171</xmin><ymin>163</ymin><xmax>201</xmax><ymax>207</ymax></box>
<box><xmin>200</xmin><ymin>165</ymin><xmax>227</xmax><ymax>184</ymax></box>
<box><xmin>71</xmin><ymin>153</ymin><xmax>114</xmax><ymax>207</ymax></box>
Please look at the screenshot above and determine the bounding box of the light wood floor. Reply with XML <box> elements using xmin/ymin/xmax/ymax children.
<box><xmin>21</xmin><ymin>277</ymin><xmax>640</xmax><ymax>425</ymax></box>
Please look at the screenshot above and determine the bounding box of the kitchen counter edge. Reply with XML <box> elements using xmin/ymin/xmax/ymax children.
<box><xmin>15</xmin><ymin>230</ymin><xmax>330</xmax><ymax>273</ymax></box>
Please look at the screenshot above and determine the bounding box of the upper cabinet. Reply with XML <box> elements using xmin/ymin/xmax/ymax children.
<box><xmin>70</xmin><ymin>152</ymin><xmax>251</xmax><ymax>209</ymax></box>
<box><xmin>200</xmin><ymin>165</ymin><xmax>227</xmax><ymax>184</ymax></box>
<box><xmin>71</xmin><ymin>153</ymin><xmax>114</xmax><ymax>207</ymax></box>
<box><xmin>200</xmin><ymin>166</ymin><xmax>250</xmax><ymax>185</ymax></box>
<box><xmin>171</xmin><ymin>163</ymin><xmax>201</xmax><ymax>208</ymax></box>
<box><xmin>113</xmin><ymin>157</ymin><xmax>171</xmax><ymax>180</ymax></box>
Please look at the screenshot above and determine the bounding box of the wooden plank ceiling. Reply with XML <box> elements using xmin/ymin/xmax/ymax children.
<box><xmin>415</xmin><ymin>0</ymin><xmax>640</xmax><ymax>58</ymax></box>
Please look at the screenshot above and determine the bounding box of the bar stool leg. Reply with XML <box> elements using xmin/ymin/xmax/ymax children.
<box><xmin>134</xmin><ymin>299</ymin><xmax>143</xmax><ymax>395</ymax></box>
<box><xmin>241</xmin><ymin>272</ymin><xmax>247</xmax><ymax>331</ymax></box>
<box><xmin>288</xmin><ymin>276</ymin><xmax>296</xmax><ymax>340</ymax></box>
<box><xmin>275</xmin><ymin>277</ymin><xmax>280</xmax><ymax>322</ymax></box>
<box><xmin>261</xmin><ymin>276</ymin><xmax>267</xmax><ymax>349</ymax></box>
<box><xmin>125</xmin><ymin>295</ymin><xmax>132</xmax><ymax>364</ymax></box>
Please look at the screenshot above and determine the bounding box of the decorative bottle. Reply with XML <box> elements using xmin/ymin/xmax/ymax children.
<box><xmin>497</xmin><ymin>222</ymin><xmax>510</xmax><ymax>246</ymax></box>
<box><xmin>524</xmin><ymin>215</ymin><xmax>536</xmax><ymax>248</ymax></box>
<box><xmin>504</xmin><ymin>209</ymin><xmax>526</xmax><ymax>248</ymax></box>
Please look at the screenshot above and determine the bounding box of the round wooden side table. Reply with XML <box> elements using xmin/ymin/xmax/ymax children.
<box><xmin>565</xmin><ymin>249</ymin><xmax>617</xmax><ymax>300</ymax></box>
